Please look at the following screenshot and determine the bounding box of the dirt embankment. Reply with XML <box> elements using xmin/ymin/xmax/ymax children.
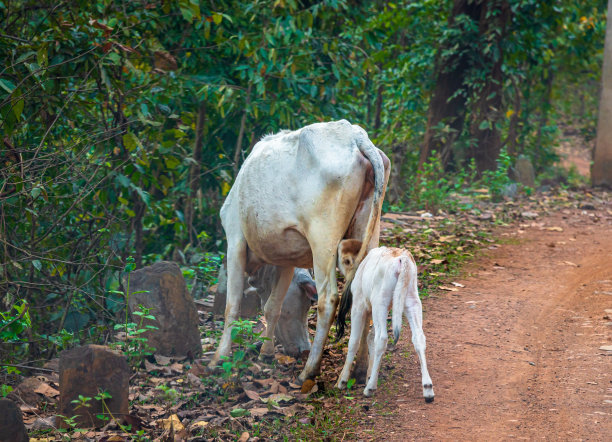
<box><xmin>365</xmin><ymin>206</ymin><xmax>612</xmax><ymax>441</ymax></box>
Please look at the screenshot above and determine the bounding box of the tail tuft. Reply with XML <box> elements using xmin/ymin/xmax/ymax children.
<box><xmin>335</xmin><ymin>280</ymin><xmax>353</xmax><ymax>341</ymax></box>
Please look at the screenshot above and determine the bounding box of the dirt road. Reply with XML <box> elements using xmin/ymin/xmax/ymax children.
<box><xmin>364</xmin><ymin>207</ymin><xmax>612</xmax><ymax>441</ymax></box>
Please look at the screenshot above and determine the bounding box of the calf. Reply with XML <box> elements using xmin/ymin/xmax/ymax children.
<box><xmin>335</xmin><ymin>240</ymin><xmax>434</xmax><ymax>401</ymax></box>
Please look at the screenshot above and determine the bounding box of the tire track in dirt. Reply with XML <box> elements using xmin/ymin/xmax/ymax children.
<box><xmin>363</xmin><ymin>208</ymin><xmax>612</xmax><ymax>441</ymax></box>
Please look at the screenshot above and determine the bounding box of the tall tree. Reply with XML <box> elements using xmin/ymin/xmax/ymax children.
<box><xmin>419</xmin><ymin>0</ymin><xmax>510</xmax><ymax>174</ymax></box>
<box><xmin>593</xmin><ymin>0</ymin><xmax>612</xmax><ymax>186</ymax></box>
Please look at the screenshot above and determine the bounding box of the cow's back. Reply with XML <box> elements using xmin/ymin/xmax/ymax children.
<box><xmin>221</xmin><ymin>120</ymin><xmax>370</xmax><ymax>267</ymax></box>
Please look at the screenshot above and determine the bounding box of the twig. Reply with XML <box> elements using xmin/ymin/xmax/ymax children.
<box><xmin>0</xmin><ymin>363</ymin><xmax>56</xmax><ymax>373</ymax></box>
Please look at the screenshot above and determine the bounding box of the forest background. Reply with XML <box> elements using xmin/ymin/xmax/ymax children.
<box><xmin>0</xmin><ymin>0</ymin><xmax>607</xmax><ymax>368</ymax></box>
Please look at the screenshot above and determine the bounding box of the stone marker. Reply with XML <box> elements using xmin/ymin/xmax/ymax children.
<box><xmin>59</xmin><ymin>345</ymin><xmax>129</xmax><ymax>428</ymax></box>
<box><xmin>128</xmin><ymin>261</ymin><xmax>201</xmax><ymax>357</ymax></box>
<box><xmin>514</xmin><ymin>156</ymin><xmax>535</xmax><ymax>188</ymax></box>
<box><xmin>0</xmin><ymin>398</ymin><xmax>28</xmax><ymax>442</ymax></box>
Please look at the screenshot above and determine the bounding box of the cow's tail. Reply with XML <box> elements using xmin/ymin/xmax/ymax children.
<box><xmin>339</xmin><ymin>134</ymin><xmax>385</xmax><ymax>300</ymax></box>
<box><xmin>392</xmin><ymin>257</ymin><xmax>410</xmax><ymax>344</ymax></box>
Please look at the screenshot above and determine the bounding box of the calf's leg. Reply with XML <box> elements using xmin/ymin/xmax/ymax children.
<box><xmin>364</xmin><ymin>304</ymin><xmax>388</xmax><ymax>397</ymax></box>
<box><xmin>336</xmin><ymin>307</ymin><xmax>367</xmax><ymax>389</ymax></box>
<box><xmin>404</xmin><ymin>279</ymin><xmax>434</xmax><ymax>402</ymax></box>
<box><xmin>352</xmin><ymin>316</ymin><xmax>371</xmax><ymax>383</ymax></box>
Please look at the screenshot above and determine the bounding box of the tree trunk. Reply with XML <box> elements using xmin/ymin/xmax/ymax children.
<box><xmin>593</xmin><ymin>0</ymin><xmax>612</xmax><ymax>187</ymax></box>
<box><xmin>184</xmin><ymin>101</ymin><xmax>206</xmax><ymax>246</ymax></box>
<box><xmin>419</xmin><ymin>0</ymin><xmax>484</xmax><ymax>170</ymax></box>
<box><xmin>468</xmin><ymin>0</ymin><xmax>510</xmax><ymax>174</ymax></box>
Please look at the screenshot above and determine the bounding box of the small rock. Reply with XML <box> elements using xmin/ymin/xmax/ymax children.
<box><xmin>59</xmin><ymin>345</ymin><xmax>129</xmax><ymax>428</ymax></box>
<box><xmin>128</xmin><ymin>262</ymin><xmax>202</xmax><ymax>357</ymax></box>
<box><xmin>521</xmin><ymin>211</ymin><xmax>538</xmax><ymax>219</ymax></box>
<box><xmin>599</xmin><ymin>345</ymin><xmax>612</xmax><ymax>352</ymax></box>
<box><xmin>31</xmin><ymin>416</ymin><xmax>57</xmax><ymax>431</ymax></box>
<box><xmin>0</xmin><ymin>398</ymin><xmax>28</xmax><ymax>442</ymax></box>
<box><xmin>514</xmin><ymin>156</ymin><xmax>535</xmax><ymax>188</ymax></box>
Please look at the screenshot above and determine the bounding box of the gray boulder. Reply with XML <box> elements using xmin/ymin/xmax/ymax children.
<box><xmin>128</xmin><ymin>262</ymin><xmax>201</xmax><ymax>357</ymax></box>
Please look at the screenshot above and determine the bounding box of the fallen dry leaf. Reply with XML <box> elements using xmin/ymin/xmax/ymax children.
<box><xmin>33</xmin><ymin>383</ymin><xmax>59</xmax><ymax>398</ymax></box>
<box><xmin>275</xmin><ymin>354</ymin><xmax>296</xmax><ymax>365</ymax></box>
<box><xmin>154</xmin><ymin>354</ymin><xmax>172</xmax><ymax>365</ymax></box>
<box><xmin>545</xmin><ymin>226</ymin><xmax>563</xmax><ymax>231</ymax></box>
<box><xmin>238</xmin><ymin>431</ymin><xmax>250</xmax><ymax>442</ymax></box>
<box><xmin>300</xmin><ymin>379</ymin><xmax>316</xmax><ymax>394</ymax></box>
<box><xmin>439</xmin><ymin>286</ymin><xmax>459</xmax><ymax>292</ymax></box>
<box><xmin>451</xmin><ymin>282</ymin><xmax>465</xmax><ymax>288</ymax></box>
<box><xmin>191</xmin><ymin>421</ymin><xmax>209</xmax><ymax>429</ymax></box>
<box><xmin>244</xmin><ymin>389</ymin><xmax>261</xmax><ymax>401</ymax></box>
<box><xmin>158</xmin><ymin>414</ymin><xmax>184</xmax><ymax>432</ymax></box>
<box><xmin>265</xmin><ymin>393</ymin><xmax>294</xmax><ymax>403</ymax></box>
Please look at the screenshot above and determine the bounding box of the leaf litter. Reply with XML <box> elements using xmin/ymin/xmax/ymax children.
<box><xmin>16</xmin><ymin>188</ymin><xmax>611</xmax><ymax>440</ymax></box>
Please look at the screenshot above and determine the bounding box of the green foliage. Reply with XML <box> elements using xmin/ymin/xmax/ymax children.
<box><xmin>0</xmin><ymin>384</ymin><xmax>13</xmax><ymax>397</ymax></box>
<box><xmin>480</xmin><ymin>149</ymin><xmax>513</xmax><ymax>201</ymax></box>
<box><xmin>111</xmin><ymin>305</ymin><xmax>158</xmax><ymax>366</ymax></box>
<box><xmin>0</xmin><ymin>0</ymin><xmax>604</xmax><ymax>368</ymax></box>
<box><xmin>0</xmin><ymin>300</ymin><xmax>30</xmax><ymax>341</ymax></box>
<box><xmin>220</xmin><ymin>319</ymin><xmax>267</xmax><ymax>380</ymax></box>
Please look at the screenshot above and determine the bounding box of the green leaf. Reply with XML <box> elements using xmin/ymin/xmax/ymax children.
<box><xmin>212</xmin><ymin>13</ymin><xmax>223</xmax><ymax>25</ymax></box>
<box><xmin>478</xmin><ymin>120</ymin><xmax>491</xmax><ymax>131</ymax></box>
<box><xmin>122</xmin><ymin>132</ymin><xmax>141</xmax><ymax>152</ymax></box>
<box><xmin>230</xmin><ymin>408</ymin><xmax>249</xmax><ymax>418</ymax></box>
<box><xmin>164</xmin><ymin>156</ymin><xmax>181</xmax><ymax>170</ymax></box>
<box><xmin>0</xmin><ymin>78</ymin><xmax>16</xmax><ymax>93</ymax></box>
<box><xmin>32</xmin><ymin>260</ymin><xmax>42</xmax><ymax>271</ymax></box>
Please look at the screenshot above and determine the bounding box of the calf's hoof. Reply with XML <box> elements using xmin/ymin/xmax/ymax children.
<box><xmin>423</xmin><ymin>384</ymin><xmax>435</xmax><ymax>403</ymax></box>
<box><xmin>363</xmin><ymin>387</ymin><xmax>375</xmax><ymax>397</ymax></box>
<box><xmin>336</xmin><ymin>380</ymin><xmax>347</xmax><ymax>390</ymax></box>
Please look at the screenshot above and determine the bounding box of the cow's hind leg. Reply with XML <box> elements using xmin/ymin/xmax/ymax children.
<box><xmin>259</xmin><ymin>266</ymin><xmax>294</xmax><ymax>360</ymax></box>
<box><xmin>336</xmin><ymin>306</ymin><xmax>367</xmax><ymax>389</ymax></box>
<box><xmin>209</xmin><ymin>238</ymin><xmax>247</xmax><ymax>369</ymax></box>
<box><xmin>404</xmin><ymin>278</ymin><xmax>434</xmax><ymax>402</ymax></box>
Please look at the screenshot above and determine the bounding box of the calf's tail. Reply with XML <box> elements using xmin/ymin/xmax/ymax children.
<box><xmin>392</xmin><ymin>257</ymin><xmax>410</xmax><ymax>344</ymax></box>
<box><xmin>335</xmin><ymin>280</ymin><xmax>353</xmax><ymax>341</ymax></box>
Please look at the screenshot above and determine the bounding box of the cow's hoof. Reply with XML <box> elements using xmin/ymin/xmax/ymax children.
<box><xmin>336</xmin><ymin>380</ymin><xmax>347</xmax><ymax>390</ymax></box>
<box><xmin>424</xmin><ymin>395</ymin><xmax>435</xmax><ymax>403</ymax></box>
<box><xmin>363</xmin><ymin>387</ymin><xmax>375</xmax><ymax>397</ymax></box>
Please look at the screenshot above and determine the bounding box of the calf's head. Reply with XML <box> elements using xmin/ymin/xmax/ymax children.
<box><xmin>337</xmin><ymin>239</ymin><xmax>363</xmax><ymax>277</ymax></box>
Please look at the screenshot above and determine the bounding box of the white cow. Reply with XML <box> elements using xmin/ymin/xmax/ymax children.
<box><xmin>211</xmin><ymin>120</ymin><xmax>390</xmax><ymax>383</ymax></box>
<box><xmin>335</xmin><ymin>240</ymin><xmax>434</xmax><ymax>401</ymax></box>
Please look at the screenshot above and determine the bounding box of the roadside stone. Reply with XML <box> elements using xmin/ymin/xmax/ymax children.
<box><xmin>59</xmin><ymin>345</ymin><xmax>129</xmax><ymax>428</ymax></box>
<box><xmin>31</xmin><ymin>416</ymin><xmax>57</xmax><ymax>431</ymax></box>
<box><xmin>0</xmin><ymin>398</ymin><xmax>28</xmax><ymax>442</ymax></box>
<box><xmin>128</xmin><ymin>261</ymin><xmax>201</xmax><ymax>357</ymax></box>
<box><xmin>599</xmin><ymin>345</ymin><xmax>612</xmax><ymax>351</ymax></box>
<box><xmin>514</xmin><ymin>156</ymin><xmax>536</xmax><ymax>188</ymax></box>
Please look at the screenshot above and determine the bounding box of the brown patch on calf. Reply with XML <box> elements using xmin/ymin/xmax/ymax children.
<box><xmin>339</xmin><ymin>239</ymin><xmax>363</xmax><ymax>257</ymax></box>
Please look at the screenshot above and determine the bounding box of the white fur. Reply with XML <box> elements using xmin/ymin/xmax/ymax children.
<box><xmin>336</xmin><ymin>245</ymin><xmax>434</xmax><ymax>401</ymax></box>
<box><xmin>211</xmin><ymin>120</ymin><xmax>390</xmax><ymax>383</ymax></box>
